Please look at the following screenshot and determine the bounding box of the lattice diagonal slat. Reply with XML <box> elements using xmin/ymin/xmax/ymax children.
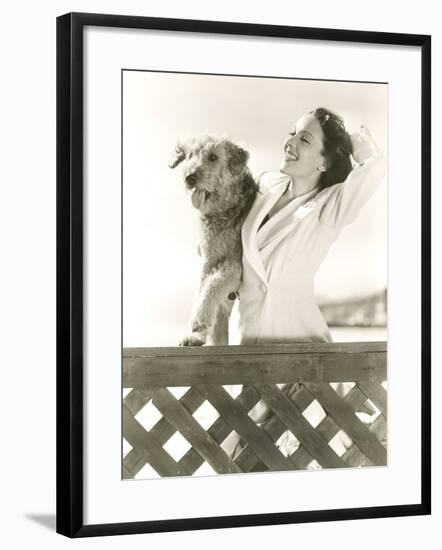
<box><xmin>197</xmin><ymin>384</ymin><xmax>295</xmax><ymax>471</ymax></box>
<box><xmin>179</xmin><ymin>384</ymin><xmax>262</xmax><ymax>474</ymax></box>
<box><xmin>123</xmin><ymin>386</ymin><xmax>205</xmax><ymax>478</ymax></box>
<box><xmin>257</xmin><ymin>384</ymin><xmax>347</xmax><ymax>468</ymax></box>
<box><xmin>151</xmin><ymin>387</ymin><xmax>242</xmax><ymax>474</ymax></box>
<box><xmin>305</xmin><ymin>383</ymin><xmax>387</xmax><ymax>466</ymax></box>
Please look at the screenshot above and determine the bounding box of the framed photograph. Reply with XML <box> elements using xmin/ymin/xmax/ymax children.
<box><xmin>56</xmin><ymin>12</ymin><xmax>431</xmax><ymax>537</ymax></box>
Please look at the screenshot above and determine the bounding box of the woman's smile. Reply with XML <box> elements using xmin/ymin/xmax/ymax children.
<box><xmin>283</xmin><ymin>144</ymin><xmax>299</xmax><ymax>161</ymax></box>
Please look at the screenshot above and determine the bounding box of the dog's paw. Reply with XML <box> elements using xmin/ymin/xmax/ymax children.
<box><xmin>179</xmin><ymin>332</ymin><xmax>206</xmax><ymax>346</ymax></box>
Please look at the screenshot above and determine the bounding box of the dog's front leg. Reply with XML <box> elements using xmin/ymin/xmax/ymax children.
<box><xmin>180</xmin><ymin>271</ymin><xmax>223</xmax><ymax>346</ymax></box>
<box><xmin>210</xmin><ymin>299</ymin><xmax>234</xmax><ymax>345</ymax></box>
<box><xmin>180</xmin><ymin>263</ymin><xmax>240</xmax><ymax>346</ymax></box>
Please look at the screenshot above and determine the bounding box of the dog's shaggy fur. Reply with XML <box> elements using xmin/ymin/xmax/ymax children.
<box><xmin>170</xmin><ymin>134</ymin><xmax>258</xmax><ymax>346</ymax></box>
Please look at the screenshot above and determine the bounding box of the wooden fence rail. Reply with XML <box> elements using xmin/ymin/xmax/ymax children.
<box><xmin>122</xmin><ymin>342</ymin><xmax>387</xmax><ymax>478</ymax></box>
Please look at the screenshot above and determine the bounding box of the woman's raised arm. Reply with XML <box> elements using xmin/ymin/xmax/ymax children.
<box><xmin>318</xmin><ymin>126</ymin><xmax>386</xmax><ymax>228</ymax></box>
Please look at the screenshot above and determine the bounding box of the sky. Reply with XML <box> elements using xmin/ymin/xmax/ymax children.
<box><xmin>122</xmin><ymin>70</ymin><xmax>387</xmax><ymax>346</ymax></box>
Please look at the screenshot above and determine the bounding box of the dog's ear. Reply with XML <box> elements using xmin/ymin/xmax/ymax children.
<box><xmin>169</xmin><ymin>143</ymin><xmax>186</xmax><ymax>169</ymax></box>
<box><xmin>226</xmin><ymin>141</ymin><xmax>250</xmax><ymax>175</ymax></box>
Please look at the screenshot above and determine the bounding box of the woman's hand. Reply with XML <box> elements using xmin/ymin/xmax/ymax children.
<box><xmin>350</xmin><ymin>125</ymin><xmax>381</xmax><ymax>164</ymax></box>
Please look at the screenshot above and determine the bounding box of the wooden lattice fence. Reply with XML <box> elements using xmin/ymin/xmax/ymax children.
<box><xmin>122</xmin><ymin>342</ymin><xmax>387</xmax><ymax>478</ymax></box>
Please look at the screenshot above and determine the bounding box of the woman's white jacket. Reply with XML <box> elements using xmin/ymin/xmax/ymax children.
<box><xmin>237</xmin><ymin>155</ymin><xmax>386</xmax><ymax>344</ymax></box>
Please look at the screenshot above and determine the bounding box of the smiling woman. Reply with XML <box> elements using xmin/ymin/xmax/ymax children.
<box><xmin>228</xmin><ymin>107</ymin><xmax>386</xmax><ymax>457</ymax></box>
<box><xmin>236</xmin><ymin>106</ymin><xmax>386</xmax><ymax>347</ymax></box>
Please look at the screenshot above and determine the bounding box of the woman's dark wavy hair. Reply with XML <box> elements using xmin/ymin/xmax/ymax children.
<box><xmin>309</xmin><ymin>107</ymin><xmax>353</xmax><ymax>190</ymax></box>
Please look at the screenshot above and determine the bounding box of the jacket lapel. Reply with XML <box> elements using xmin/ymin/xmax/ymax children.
<box><xmin>242</xmin><ymin>180</ymin><xmax>289</xmax><ymax>284</ymax></box>
<box><xmin>257</xmin><ymin>191</ymin><xmax>320</xmax><ymax>251</ymax></box>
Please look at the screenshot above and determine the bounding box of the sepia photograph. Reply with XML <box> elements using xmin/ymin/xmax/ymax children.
<box><xmin>122</xmin><ymin>70</ymin><xmax>388</xmax><ymax>479</ymax></box>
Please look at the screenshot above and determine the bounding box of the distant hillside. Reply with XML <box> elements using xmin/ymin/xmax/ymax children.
<box><xmin>318</xmin><ymin>289</ymin><xmax>387</xmax><ymax>327</ymax></box>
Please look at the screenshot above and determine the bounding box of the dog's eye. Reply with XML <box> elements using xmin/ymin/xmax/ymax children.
<box><xmin>208</xmin><ymin>153</ymin><xmax>218</xmax><ymax>162</ymax></box>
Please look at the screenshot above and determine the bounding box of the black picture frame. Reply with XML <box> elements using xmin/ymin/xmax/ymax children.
<box><xmin>56</xmin><ymin>12</ymin><xmax>431</xmax><ymax>538</ymax></box>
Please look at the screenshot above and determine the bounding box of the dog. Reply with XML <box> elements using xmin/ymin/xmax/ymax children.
<box><xmin>170</xmin><ymin>134</ymin><xmax>258</xmax><ymax>346</ymax></box>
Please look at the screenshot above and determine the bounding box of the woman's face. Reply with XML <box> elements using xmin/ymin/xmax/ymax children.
<box><xmin>280</xmin><ymin>114</ymin><xmax>327</xmax><ymax>179</ymax></box>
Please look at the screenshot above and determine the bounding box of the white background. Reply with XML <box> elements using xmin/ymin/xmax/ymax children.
<box><xmin>0</xmin><ymin>0</ymin><xmax>440</xmax><ymax>548</ymax></box>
